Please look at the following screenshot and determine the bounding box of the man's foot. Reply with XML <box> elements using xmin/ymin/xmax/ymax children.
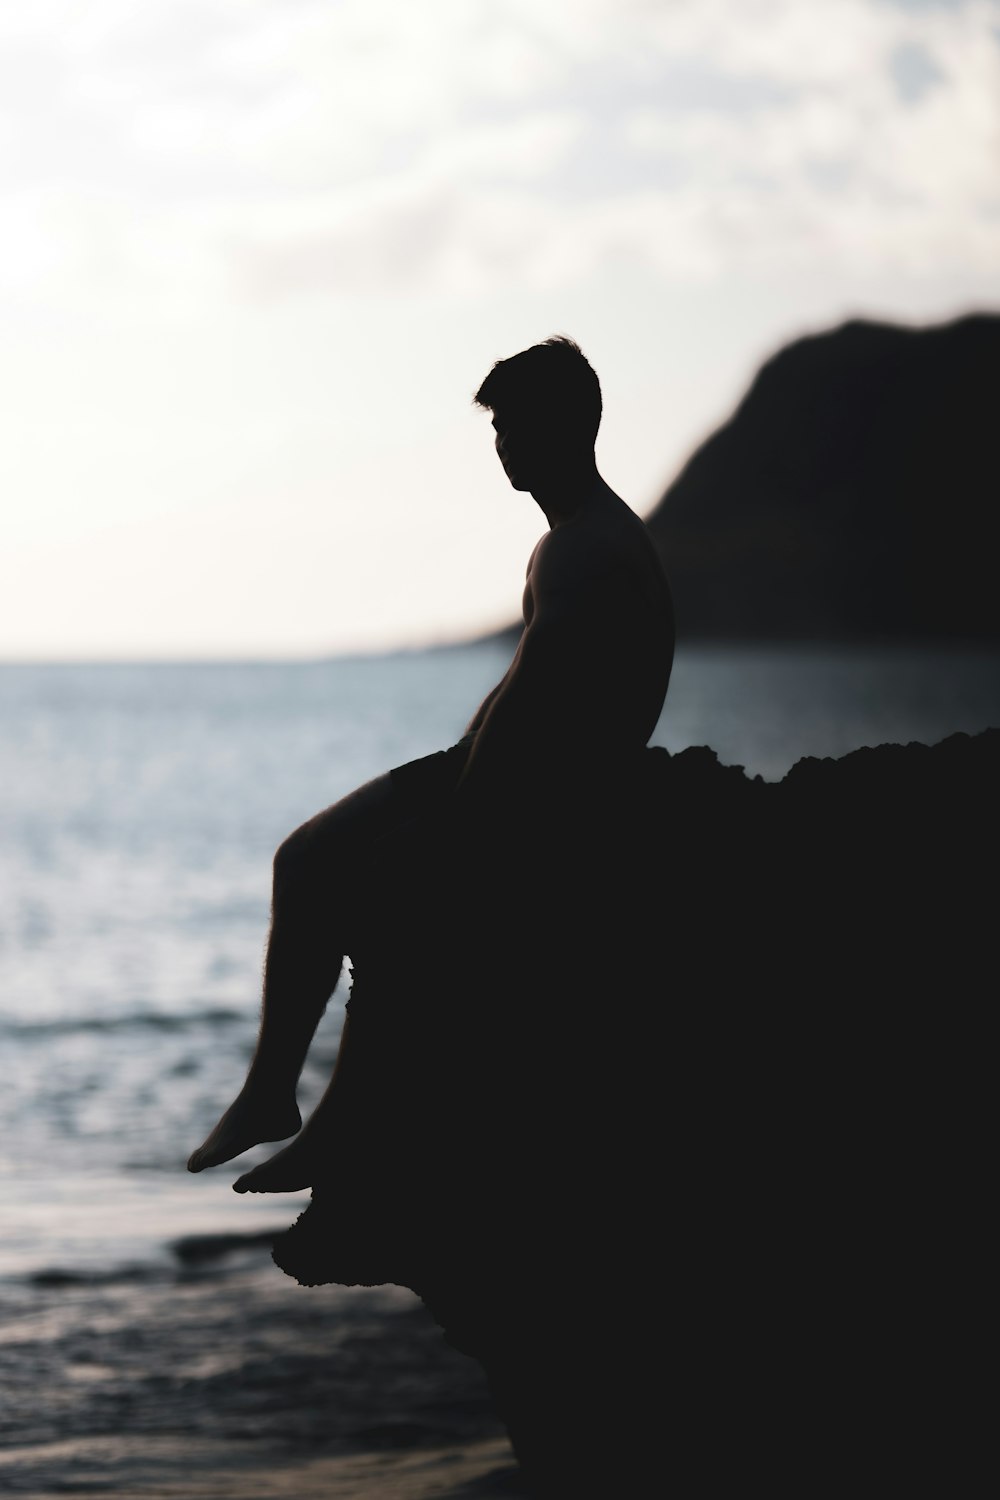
<box><xmin>232</xmin><ymin>1130</ymin><xmax>321</xmax><ymax>1194</ymax></box>
<box><xmin>187</xmin><ymin>1085</ymin><xmax>302</xmax><ymax>1172</ymax></box>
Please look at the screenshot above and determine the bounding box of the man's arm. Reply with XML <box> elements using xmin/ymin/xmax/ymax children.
<box><xmin>455</xmin><ymin>530</ymin><xmax>608</xmax><ymax>798</ymax></box>
<box><xmin>462</xmin><ymin>536</ymin><xmax>546</xmax><ymax>734</ymax></box>
<box><xmin>463</xmin><ymin>676</ymin><xmax>509</xmax><ymax>734</ymax></box>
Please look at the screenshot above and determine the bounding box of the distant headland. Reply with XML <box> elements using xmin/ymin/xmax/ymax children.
<box><xmin>483</xmin><ymin>310</ymin><xmax>1000</xmax><ymax>647</ymax></box>
<box><xmin>646</xmin><ymin>310</ymin><xmax>1000</xmax><ymax>642</ymax></box>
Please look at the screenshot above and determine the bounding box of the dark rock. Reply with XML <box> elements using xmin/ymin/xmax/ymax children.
<box><xmin>271</xmin><ymin>728</ymin><xmax>996</xmax><ymax>1495</ymax></box>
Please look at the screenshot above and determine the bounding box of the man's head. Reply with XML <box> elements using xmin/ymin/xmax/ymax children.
<box><xmin>474</xmin><ymin>335</ymin><xmax>602</xmax><ymax>492</ymax></box>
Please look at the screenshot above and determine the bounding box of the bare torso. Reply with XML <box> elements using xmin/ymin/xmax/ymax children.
<box><xmin>462</xmin><ymin>479</ymin><xmax>674</xmax><ymax>789</ymax></box>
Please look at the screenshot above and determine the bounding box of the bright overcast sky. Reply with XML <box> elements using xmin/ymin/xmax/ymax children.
<box><xmin>2</xmin><ymin>0</ymin><xmax>999</xmax><ymax>659</ymax></box>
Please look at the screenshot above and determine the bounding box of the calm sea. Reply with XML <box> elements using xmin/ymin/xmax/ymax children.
<box><xmin>2</xmin><ymin>640</ymin><xmax>998</xmax><ymax>1283</ymax></box>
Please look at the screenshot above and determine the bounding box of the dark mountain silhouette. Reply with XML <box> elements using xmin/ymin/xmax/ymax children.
<box><xmin>643</xmin><ymin>311</ymin><xmax>1000</xmax><ymax>642</ymax></box>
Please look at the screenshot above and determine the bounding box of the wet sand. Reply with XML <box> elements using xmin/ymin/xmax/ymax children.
<box><xmin>1</xmin><ymin>1435</ymin><xmax>523</xmax><ymax>1499</ymax></box>
<box><xmin>0</xmin><ymin>1237</ymin><xmax>526</xmax><ymax>1498</ymax></box>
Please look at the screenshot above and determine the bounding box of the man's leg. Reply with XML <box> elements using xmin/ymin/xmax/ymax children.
<box><xmin>187</xmin><ymin>773</ymin><xmax>399</xmax><ymax>1173</ymax></box>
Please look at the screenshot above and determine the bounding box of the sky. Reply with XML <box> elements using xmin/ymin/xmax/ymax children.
<box><xmin>2</xmin><ymin>0</ymin><xmax>999</xmax><ymax>660</ymax></box>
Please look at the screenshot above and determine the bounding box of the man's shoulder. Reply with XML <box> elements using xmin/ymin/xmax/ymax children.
<box><xmin>542</xmin><ymin>504</ymin><xmax>658</xmax><ymax>574</ymax></box>
<box><xmin>537</xmin><ymin>513</ymin><xmax>622</xmax><ymax>562</ymax></box>
<box><xmin>530</xmin><ymin>523</ymin><xmax>611</xmax><ymax>588</ymax></box>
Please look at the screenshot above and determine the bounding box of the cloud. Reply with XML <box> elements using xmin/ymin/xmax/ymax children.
<box><xmin>621</xmin><ymin>0</ymin><xmax>1000</xmax><ymax>276</ymax></box>
<box><xmin>0</xmin><ymin>0</ymin><xmax>998</xmax><ymax>305</ymax></box>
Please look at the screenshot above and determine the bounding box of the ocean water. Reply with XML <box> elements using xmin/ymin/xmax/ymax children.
<box><xmin>2</xmin><ymin>640</ymin><xmax>999</xmax><ymax>1286</ymax></box>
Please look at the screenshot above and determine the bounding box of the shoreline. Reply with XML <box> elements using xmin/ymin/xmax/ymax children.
<box><xmin>1</xmin><ymin>1435</ymin><xmax>524</xmax><ymax>1499</ymax></box>
<box><xmin>0</xmin><ymin>1244</ymin><xmax>524</xmax><ymax>1498</ymax></box>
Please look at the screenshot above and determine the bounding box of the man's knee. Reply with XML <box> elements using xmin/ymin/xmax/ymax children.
<box><xmin>272</xmin><ymin>774</ymin><xmax>396</xmax><ymax>900</ymax></box>
<box><xmin>272</xmin><ymin>824</ymin><xmax>316</xmax><ymax>898</ymax></box>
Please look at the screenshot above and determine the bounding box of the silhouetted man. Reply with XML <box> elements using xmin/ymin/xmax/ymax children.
<box><xmin>187</xmin><ymin>335</ymin><xmax>675</xmax><ymax>1194</ymax></box>
<box><xmin>187</xmin><ymin>337</ymin><xmax>675</xmax><ymax>1498</ymax></box>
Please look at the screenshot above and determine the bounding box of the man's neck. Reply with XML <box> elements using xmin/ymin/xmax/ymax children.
<box><xmin>532</xmin><ymin>461</ymin><xmax>604</xmax><ymax>528</ymax></box>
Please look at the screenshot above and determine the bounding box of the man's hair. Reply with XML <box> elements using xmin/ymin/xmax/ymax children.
<box><xmin>473</xmin><ymin>335</ymin><xmax>602</xmax><ymax>446</ymax></box>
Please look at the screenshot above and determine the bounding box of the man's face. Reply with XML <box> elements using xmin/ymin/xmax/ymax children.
<box><xmin>491</xmin><ymin>409</ymin><xmax>546</xmax><ymax>492</ymax></box>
